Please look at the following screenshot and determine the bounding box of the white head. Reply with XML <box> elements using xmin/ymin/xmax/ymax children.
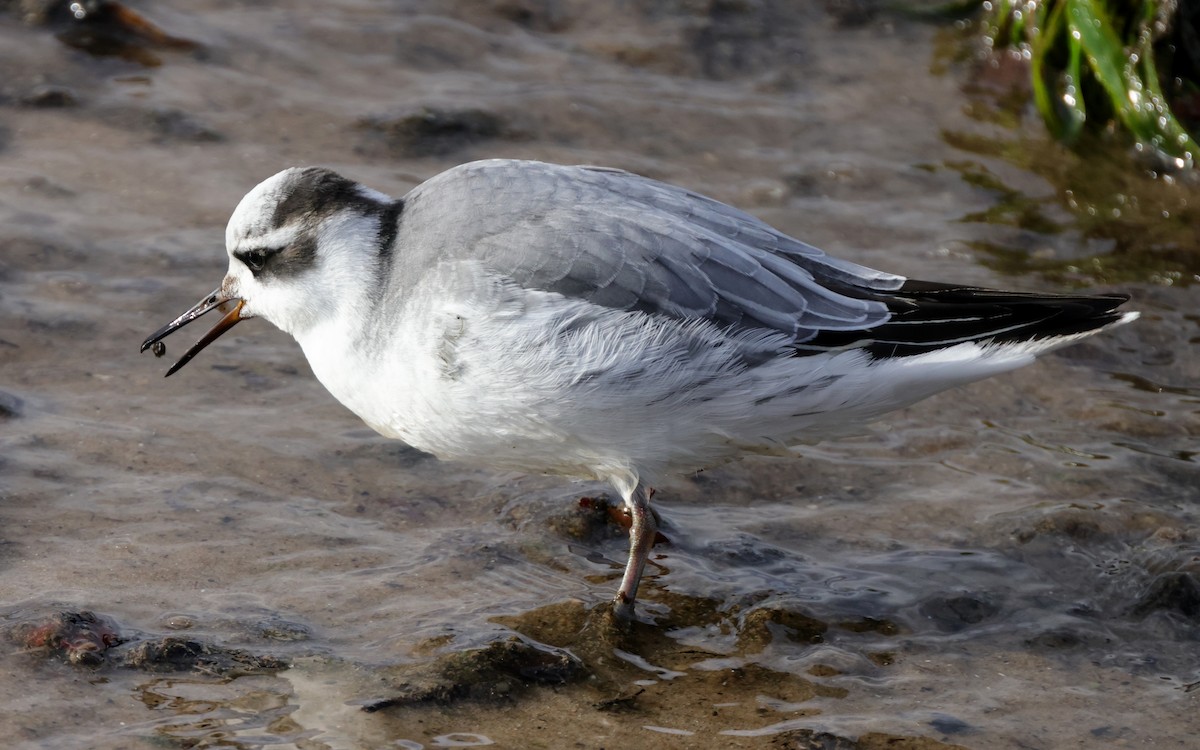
<box><xmin>221</xmin><ymin>167</ymin><xmax>402</xmax><ymax>337</ymax></box>
<box><xmin>142</xmin><ymin>168</ymin><xmax>402</xmax><ymax>375</ymax></box>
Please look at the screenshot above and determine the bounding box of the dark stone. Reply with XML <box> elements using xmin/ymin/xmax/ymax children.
<box><xmin>14</xmin><ymin>610</ymin><xmax>124</xmax><ymax>666</ymax></box>
<box><xmin>357</xmin><ymin>106</ymin><xmax>507</xmax><ymax>157</ymax></box>
<box><xmin>707</xmin><ymin>536</ymin><xmax>788</xmax><ymax>567</ymax></box>
<box><xmin>19</xmin><ymin>84</ymin><xmax>79</xmax><ymax>107</ymax></box>
<box><xmin>783</xmin><ymin>171</ymin><xmax>821</xmax><ymax>197</ymax></box>
<box><xmin>362</xmin><ymin>637</ymin><xmax>585</xmax><ymax>711</ymax></box>
<box><xmin>917</xmin><ymin>594</ymin><xmax>1000</xmax><ymax>632</ymax></box>
<box><xmin>773</xmin><ymin>729</ymin><xmax>861</xmax><ymax>750</ymax></box>
<box><xmin>0</xmin><ymin>390</ymin><xmax>22</xmax><ymax>419</ymax></box>
<box><xmin>928</xmin><ymin>713</ymin><xmax>973</xmax><ymax>735</ymax></box>
<box><xmin>255</xmin><ymin>617</ymin><xmax>312</xmax><ymax>642</ymax></box>
<box><xmin>493</xmin><ymin>0</ymin><xmax>573</xmax><ymax>31</ymax></box>
<box><xmin>10</xmin><ymin>608</ymin><xmax>287</xmax><ymax>674</ymax></box>
<box><xmin>1129</xmin><ymin>572</ymin><xmax>1200</xmax><ymax>619</ymax></box>
<box><xmin>1024</xmin><ymin>627</ymin><xmax>1088</xmax><ymax>650</ymax></box>
<box><xmin>738</xmin><ymin>604</ymin><xmax>828</xmax><ymax>651</ymax></box>
<box><xmin>21</xmin><ymin>175</ymin><xmax>75</xmax><ymax>198</ymax></box>
<box><xmin>823</xmin><ymin>0</ymin><xmax>879</xmax><ymax>27</ymax></box>
<box><xmin>836</xmin><ymin>616</ymin><xmax>901</xmax><ymax>635</ymax></box>
<box><xmin>95</xmin><ymin>106</ymin><xmax>224</xmax><ymax>143</ymax></box>
<box><xmin>144</xmin><ymin>107</ymin><xmax>222</xmax><ymax>143</ymax></box>
<box><xmin>774</xmin><ymin>728</ymin><xmax>973</xmax><ymax>749</ymax></box>
<box><xmin>687</xmin><ymin>0</ymin><xmax>801</xmax><ymax>80</ymax></box>
<box><xmin>119</xmin><ymin>636</ymin><xmax>288</xmax><ymax>674</ymax></box>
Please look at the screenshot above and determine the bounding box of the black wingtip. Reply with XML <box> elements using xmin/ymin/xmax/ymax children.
<box><xmin>797</xmin><ymin>281</ymin><xmax>1136</xmax><ymax>358</ymax></box>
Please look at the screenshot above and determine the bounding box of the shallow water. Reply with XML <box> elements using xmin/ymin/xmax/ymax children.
<box><xmin>0</xmin><ymin>2</ymin><xmax>1197</xmax><ymax>749</ymax></box>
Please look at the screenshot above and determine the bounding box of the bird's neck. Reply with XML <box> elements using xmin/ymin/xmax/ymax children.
<box><xmin>292</xmin><ymin>309</ymin><xmax>376</xmax><ymax>418</ymax></box>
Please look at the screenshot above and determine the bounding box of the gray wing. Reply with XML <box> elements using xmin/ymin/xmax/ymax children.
<box><xmin>407</xmin><ymin>160</ymin><xmax>905</xmax><ymax>342</ymax></box>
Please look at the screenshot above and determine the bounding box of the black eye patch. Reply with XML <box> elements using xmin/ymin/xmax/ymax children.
<box><xmin>235</xmin><ymin>247</ymin><xmax>281</xmax><ymax>274</ymax></box>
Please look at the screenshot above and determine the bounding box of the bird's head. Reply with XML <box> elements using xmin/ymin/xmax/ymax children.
<box><xmin>141</xmin><ymin>167</ymin><xmax>402</xmax><ymax>375</ymax></box>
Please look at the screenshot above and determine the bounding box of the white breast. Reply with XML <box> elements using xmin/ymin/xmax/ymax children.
<box><xmin>293</xmin><ymin>259</ymin><xmax>1054</xmax><ymax>494</ymax></box>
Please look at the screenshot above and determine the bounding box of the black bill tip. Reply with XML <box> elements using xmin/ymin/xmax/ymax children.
<box><xmin>161</xmin><ymin>299</ymin><xmax>245</xmax><ymax>377</ymax></box>
<box><xmin>141</xmin><ymin>289</ymin><xmax>225</xmax><ymax>353</ymax></box>
<box><xmin>141</xmin><ymin>288</ymin><xmax>244</xmax><ymax>375</ymax></box>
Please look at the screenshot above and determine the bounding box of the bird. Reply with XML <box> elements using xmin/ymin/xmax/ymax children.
<box><xmin>141</xmin><ymin>158</ymin><xmax>1136</xmax><ymax>619</ymax></box>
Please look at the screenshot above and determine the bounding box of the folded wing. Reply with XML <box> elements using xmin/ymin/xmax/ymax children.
<box><xmin>422</xmin><ymin>161</ymin><xmax>1130</xmax><ymax>358</ymax></box>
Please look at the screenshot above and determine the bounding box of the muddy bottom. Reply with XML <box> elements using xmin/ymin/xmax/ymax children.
<box><xmin>0</xmin><ymin>1</ymin><xmax>1197</xmax><ymax>749</ymax></box>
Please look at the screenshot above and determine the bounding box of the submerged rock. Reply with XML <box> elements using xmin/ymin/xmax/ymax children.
<box><xmin>0</xmin><ymin>389</ymin><xmax>22</xmax><ymax>420</ymax></box>
<box><xmin>120</xmin><ymin>637</ymin><xmax>287</xmax><ymax>675</ymax></box>
<box><xmin>774</xmin><ymin>728</ymin><xmax>972</xmax><ymax>749</ymax></box>
<box><xmin>917</xmin><ymin>593</ymin><xmax>1001</xmax><ymax>633</ymax></box>
<box><xmin>357</xmin><ymin>105</ymin><xmax>508</xmax><ymax>157</ymax></box>
<box><xmin>15</xmin><ymin>610</ymin><xmax>124</xmax><ymax>666</ymax></box>
<box><xmin>96</xmin><ymin>106</ymin><xmax>223</xmax><ymax>144</ymax></box>
<box><xmin>738</xmin><ymin>603</ymin><xmax>828</xmax><ymax>652</ymax></box>
<box><xmin>11</xmin><ymin>609</ymin><xmax>287</xmax><ymax>675</ymax></box>
<box><xmin>363</xmin><ymin>636</ymin><xmax>585</xmax><ymax>712</ymax></box>
<box><xmin>1130</xmin><ymin>572</ymin><xmax>1200</xmax><ymax>620</ymax></box>
<box><xmin>18</xmin><ymin>84</ymin><xmax>78</xmax><ymax>108</ymax></box>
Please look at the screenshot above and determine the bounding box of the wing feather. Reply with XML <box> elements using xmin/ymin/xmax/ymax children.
<box><xmin>439</xmin><ymin>160</ymin><xmax>896</xmax><ymax>340</ymax></box>
<box><xmin>397</xmin><ymin>161</ymin><xmax>1129</xmax><ymax>359</ymax></box>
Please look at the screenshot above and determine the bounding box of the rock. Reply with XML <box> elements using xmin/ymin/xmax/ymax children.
<box><xmin>357</xmin><ymin>106</ymin><xmax>507</xmax><ymax>157</ymax></box>
<box><xmin>0</xmin><ymin>390</ymin><xmax>22</xmax><ymax>419</ymax></box>
<box><xmin>917</xmin><ymin>593</ymin><xmax>1000</xmax><ymax>632</ymax></box>
<box><xmin>19</xmin><ymin>84</ymin><xmax>79</xmax><ymax>107</ymax></box>
<box><xmin>773</xmin><ymin>728</ymin><xmax>972</xmax><ymax>749</ymax></box>
<box><xmin>491</xmin><ymin>0</ymin><xmax>573</xmax><ymax>31</ymax></box>
<box><xmin>738</xmin><ymin>603</ymin><xmax>828</xmax><ymax>651</ymax></box>
<box><xmin>15</xmin><ymin>610</ymin><xmax>124</xmax><ymax>666</ymax></box>
<box><xmin>1129</xmin><ymin>572</ymin><xmax>1200</xmax><ymax>619</ymax></box>
<box><xmin>363</xmin><ymin>636</ymin><xmax>585</xmax><ymax>711</ymax></box>
<box><xmin>11</xmin><ymin>609</ymin><xmax>287</xmax><ymax>674</ymax></box>
<box><xmin>119</xmin><ymin>637</ymin><xmax>288</xmax><ymax>674</ymax></box>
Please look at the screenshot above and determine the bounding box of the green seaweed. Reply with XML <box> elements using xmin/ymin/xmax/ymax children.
<box><xmin>984</xmin><ymin>0</ymin><xmax>1200</xmax><ymax>167</ymax></box>
<box><xmin>927</xmin><ymin>2</ymin><xmax>1200</xmax><ymax>287</ymax></box>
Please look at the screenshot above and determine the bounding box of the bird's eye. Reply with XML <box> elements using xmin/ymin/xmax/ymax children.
<box><xmin>243</xmin><ymin>250</ymin><xmax>267</xmax><ymax>272</ymax></box>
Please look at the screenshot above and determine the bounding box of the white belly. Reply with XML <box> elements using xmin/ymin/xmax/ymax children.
<box><xmin>295</xmin><ymin>271</ymin><xmax>1037</xmax><ymax>493</ymax></box>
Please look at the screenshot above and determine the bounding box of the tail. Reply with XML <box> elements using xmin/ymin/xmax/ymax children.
<box><xmin>798</xmin><ymin>280</ymin><xmax>1137</xmax><ymax>358</ymax></box>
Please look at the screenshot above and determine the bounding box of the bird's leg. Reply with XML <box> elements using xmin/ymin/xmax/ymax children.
<box><xmin>614</xmin><ymin>483</ymin><xmax>657</xmax><ymax>620</ymax></box>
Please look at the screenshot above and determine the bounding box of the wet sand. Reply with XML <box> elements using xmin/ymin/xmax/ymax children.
<box><xmin>0</xmin><ymin>2</ymin><xmax>1197</xmax><ymax>748</ymax></box>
